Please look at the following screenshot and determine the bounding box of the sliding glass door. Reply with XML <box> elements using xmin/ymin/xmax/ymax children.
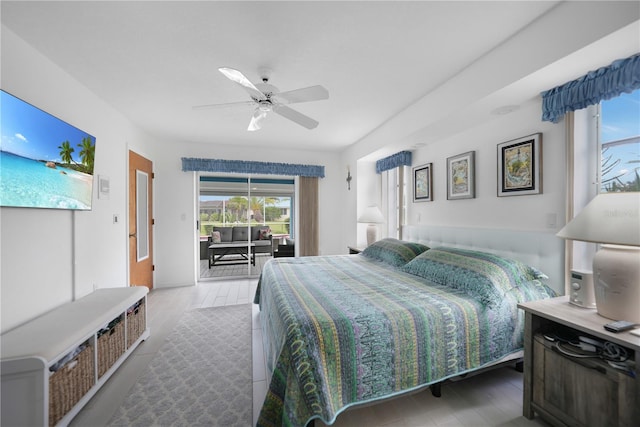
<box><xmin>198</xmin><ymin>175</ymin><xmax>294</xmax><ymax>279</ymax></box>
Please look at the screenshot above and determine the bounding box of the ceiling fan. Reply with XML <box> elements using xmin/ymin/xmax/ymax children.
<box><xmin>193</xmin><ymin>67</ymin><xmax>329</xmax><ymax>131</ymax></box>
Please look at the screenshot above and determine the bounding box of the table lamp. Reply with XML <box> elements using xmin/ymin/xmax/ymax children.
<box><xmin>556</xmin><ymin>193</ymin><xmax>640</xmax><ymax>323</ymax></box>
<box><xmin>358</xmin><ymin>205</ymin><xmax>385</xmax><ymax>246</ymax></box>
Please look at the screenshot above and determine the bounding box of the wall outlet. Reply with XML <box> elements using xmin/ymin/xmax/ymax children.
<box><xmin>113</xmin><ymin>214</ymin><xmax>119</xmax><ymax>224</ymax></box>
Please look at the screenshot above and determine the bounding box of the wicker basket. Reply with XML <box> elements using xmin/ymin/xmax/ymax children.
<box><xmin>97</xmin><ymin>319</ymin><xmax>125</xmax><ymax>378</ymax></box>
<box><xmin>126</xmin><ymin>298</ymin><xmax>146</xmax><ymax>348</ymax></box>
<box><xmin>48</xmin><ymin>345</ymin><xmax>94</xmax><ymax>426</ymax></box>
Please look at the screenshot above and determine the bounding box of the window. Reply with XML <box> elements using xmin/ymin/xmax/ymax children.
<box><xmin>600</xmin><ymin>89</ymin><xmax>640</xmax><ymax>193</ymax></box>
<box><xmin>197</xmin><ymin>176</ymin><xmax>295</xmax><ymax>279</ymax></box>
<box><xmin>381</xmin><ymin>166</ymin><xmax>408</xmax><ymax>239</ymax></box>
<box><xmin>569</xmin><ymin>89</ymin><xmax>639</xmax><ymax>274</ymax></box>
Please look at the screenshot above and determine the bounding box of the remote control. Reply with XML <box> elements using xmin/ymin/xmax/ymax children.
<box><xmin>604</xmin><ymin>320</ymin><xmax>637</xmax><ymax>333</ymax></box>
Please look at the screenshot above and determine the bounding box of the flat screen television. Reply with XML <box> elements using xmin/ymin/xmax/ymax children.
<box><xmin>1</xmin><ymin>90</ymin><xmax>97</xmax><ymax>210</ymax></box>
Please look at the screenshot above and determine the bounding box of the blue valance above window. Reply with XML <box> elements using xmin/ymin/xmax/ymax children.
<box><xmin>181</xmin><ymin>157</ymin><xmax>325</xmax><ymax>178</ymax></box>
<box><xmin>375</xmin><ymin>151</ymin><xmax>412</xmax><ymax>174</ymax></box>
<box><xmin>541</xmin><ymin>53</ymin><xmax>640</xmax><ymax>123</ymax></box>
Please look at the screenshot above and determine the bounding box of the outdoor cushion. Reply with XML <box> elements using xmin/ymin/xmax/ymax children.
<box><xmin>259</xmin><ymin>227</ymin><xmax>272</xmax><ymax>240</ymax></box>
<box><xmin>213</xmin><ymin>226</ymin><xmax>232</xmax><ymax>242</ymax></box>
<box><xmin>251</xmin><ymin>225</ymin><xmax>261</xmax><ymax>241</ymax></box>
<box><xmin>232</xmin><ymin>226</ymin><xmax>249</xmax><ymax>241</ymax></box>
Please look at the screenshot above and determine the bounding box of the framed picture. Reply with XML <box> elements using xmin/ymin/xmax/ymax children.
<box><xmin>447</xmin><ymin>151</ymin><xmax>475</xmax><ymax>200</ymax></box>
<box><xmin>413</xmin><ymin>163</ymin><xmax>433</xmax><ymax>202</ymax></box>
<box><xmin>497</xmin><ymin>133</ymin><xmax>542</xmax><ymax>197</ymax></box>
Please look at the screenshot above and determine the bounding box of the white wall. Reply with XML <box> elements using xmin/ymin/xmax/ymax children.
<box><xmin>407</xmin><ymin>101</ymin><xmax>566</xmax><ymax>232</ymax></box>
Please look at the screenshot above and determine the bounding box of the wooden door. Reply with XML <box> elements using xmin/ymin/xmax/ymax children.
<box><xmin>129</xmin><ymin>150</ymin><xmax>153</xmax><ymax>290</ymax></box>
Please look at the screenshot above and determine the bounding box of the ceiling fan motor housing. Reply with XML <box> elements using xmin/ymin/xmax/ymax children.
<box><xmin>255</xmin><ymin>82</ymin><xmax>279</xmax><ymax>98</ymax></box>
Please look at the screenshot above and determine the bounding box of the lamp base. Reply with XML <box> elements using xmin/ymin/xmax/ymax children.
<box><xmin>366</xmin><ymin>224</ymin><xmax>378</xmax><ymax>246</ymax></box>
<box><xmin>593</xmin><ymin>245</ymin><xmax>640</xmax><ymax>323</ymax></box>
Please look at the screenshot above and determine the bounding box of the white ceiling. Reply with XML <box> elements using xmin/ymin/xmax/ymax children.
<box><xmin>2</xmin><ymin>1</ymin><xmax>638</xmax><ymax>154</ymax></box>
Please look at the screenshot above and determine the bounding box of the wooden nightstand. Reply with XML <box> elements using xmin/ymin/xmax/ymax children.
<box><xmin>518</xmin><ymin>296</ymin><xmax>639</xmax><ymax>426</ymax></box>
<box><xmin>347</xmin><ymin>246</ymin><xmax>365</xmax><ymax>254</ymax></box>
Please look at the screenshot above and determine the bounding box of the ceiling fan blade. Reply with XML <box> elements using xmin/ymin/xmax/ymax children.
<box><xmin>192</xmin><ymin>100</ymin><xmax>255</xmax><ymax>110</ymax></box>
<box><xmin>219</xmin><ymin>67</ymin><xmax>266</xmax><ymax>101</ymax></box>
<box><xmin>272</xmin><ymin>105</ymin><xmax>319</xmax><ymax>130</ymax></box>
<box><xmin>248</xmin><ymin>108</ymin><xmax>268</xmax><ymax>132</ymax></box>
<box><xmin>274</xmin><ymin>85</ymin><xmax>329</xmax><ymax>104</ymax></box>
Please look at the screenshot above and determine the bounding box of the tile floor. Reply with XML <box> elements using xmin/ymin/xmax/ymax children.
<box><xmin>72</xmin><ymin>278</ymin><xmax>551</xmax><ymax>427</ymax></box>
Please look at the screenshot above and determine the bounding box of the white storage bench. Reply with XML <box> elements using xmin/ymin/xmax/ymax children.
<box><xmin>1</xmin><ymin>287</ymin><xmax>150</xmax><ymax>426</ymax></box>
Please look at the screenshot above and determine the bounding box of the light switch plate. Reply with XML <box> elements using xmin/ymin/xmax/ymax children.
<box><xmin>546</xmin><ymin>213</ymin><xmax>557</xmax><ymax>228</ymax></box>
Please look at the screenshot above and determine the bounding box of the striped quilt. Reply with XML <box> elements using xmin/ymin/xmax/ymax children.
<box><xmin>254</xmin><ymin>255</ymin><xmax>554</xmax><ymax>427</ymax></box>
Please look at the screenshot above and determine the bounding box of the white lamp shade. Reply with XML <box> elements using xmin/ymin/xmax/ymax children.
<box><xmin>557</xmin><ymin>193</ymin><xmax>640</xmax><ymax>323</ymax></box>
<box><xmin>556</xmin><ymin>193</ymin><xmax>640</xmax><ymax>246</ymax></box>
<box><xmin>358</xmin><ymin>205</ymin><xmax>385</xmax><ymax>224</ymax></box>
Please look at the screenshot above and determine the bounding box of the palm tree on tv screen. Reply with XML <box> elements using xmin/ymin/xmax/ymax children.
<box><xmin>77</xmin><ymin>136</ymin><xmax>95</xmax><ymax>174</ymax></box>
<box><xmin>58</xmin><ymin>140</ymin><xmax>75</xmax><ymax>165</ymax></box>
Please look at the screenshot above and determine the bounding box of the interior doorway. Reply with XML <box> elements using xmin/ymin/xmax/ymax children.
<box><xmin>198</xmin><ymin>175</ymin><xmax>295</xmax><ymax>280</ymax></box>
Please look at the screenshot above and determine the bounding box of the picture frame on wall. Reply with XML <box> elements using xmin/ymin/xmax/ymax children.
<box><xmin>497</xmin><ymin>133</ymin><xmax>542</xmax><ymax>197</ymax></box>
<box><xmin>413</xmin><ymin>163</ymin><xmax>433</xmax><ymax>202</ymax></box>
<box><xmin>447</xmin><ymin>151</ymin><xmax>475</xmax><ymax>200</ymax></box>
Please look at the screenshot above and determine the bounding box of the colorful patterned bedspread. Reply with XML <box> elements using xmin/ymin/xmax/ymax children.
<box><xmin>254</xmin><ymin>255</ymin><xmax>554</xmax><ymax>427</ymax></box>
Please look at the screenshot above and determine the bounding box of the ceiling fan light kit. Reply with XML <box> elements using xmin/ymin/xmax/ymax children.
<box><xmin>257</xmin><ymin>101</ymin><xmax>272</xmax><ymax>112</ymax></box>
<box><xmin>194</xmin><ymin>67</ymin><xmax>329</xmax><ymax>131</ymax></box>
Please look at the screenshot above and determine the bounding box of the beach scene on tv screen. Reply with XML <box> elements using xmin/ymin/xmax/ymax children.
<box><xmin>0</xmin><ymin>91</ymin><xmax>96</xmax><ymax>210</ymax></box>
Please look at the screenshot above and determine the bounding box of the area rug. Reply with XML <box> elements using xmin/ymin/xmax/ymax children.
<box><xmin>109</xmin><ymin>304</ymin><xmax>252</xmax><ymax>427</ymax></box>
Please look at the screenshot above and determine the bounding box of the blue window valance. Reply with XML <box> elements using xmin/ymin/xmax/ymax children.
<box><xmin>541</xmin><ymin>53</ymin><xmax>640</xmax><ymax>123</ymax></box>
<box><xmin>181</xmin><ymin>157</ymin><xmax>325</xmax><ymax>178</ymax></box>
<box><xmin>375</xmin><ymin>150</ymin><xmax>412</xmax><ymax>174</ymax></box>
